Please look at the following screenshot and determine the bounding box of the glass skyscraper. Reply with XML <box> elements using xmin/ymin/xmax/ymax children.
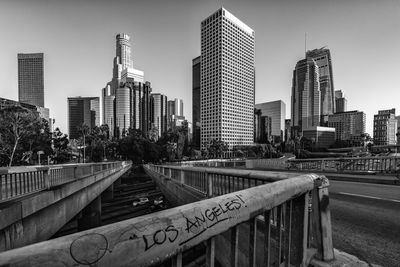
<box><xmin>200</xmin><ymin>8</ymin><xmax>255</xmax><ymax>149</ymax></box>
<box><xmin>18</xmin><ymin>53</ymin><xmax>44</xmax><ymax>107</ymax></box>
<box><xmin>68</xmin><ymin>97</ymin><xmax>100</xmax><ymax>139</ymax></box>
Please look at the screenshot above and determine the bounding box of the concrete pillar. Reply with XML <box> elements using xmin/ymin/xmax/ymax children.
<box><xmin>77</xmin><ymin>196</ymin><xmax>101</xmax><ymax>231</ymax></box>
<box><xmin>102</xmin><ymin>184</ymin><xmax>114</xmax><ymax>202</ymax></box>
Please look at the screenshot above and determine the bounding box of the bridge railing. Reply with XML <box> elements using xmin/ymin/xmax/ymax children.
<box><xmin>0</xmin><ymin>164</ymin><xmax>333</xmax><ymax>267</ymax></box>
<box><xmin>0</xmin><ymin>161</ymin><xmax>129</xmax><ymax>202</ymax></box>
<box><xmin>146</xmin><ymin>164</ymin><xmax>334</xmax><ymax>266</ymax></box>
<box><xmin>286</xmin><ymin>156</ymin><xmax>400</xmax><ymax>174</ymax></box>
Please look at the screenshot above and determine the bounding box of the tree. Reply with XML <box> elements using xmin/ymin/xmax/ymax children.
<box><xmin>52</xmin><ymin>128</ymin><xmax>70</xmax><ymax>164</ymax></box>
<box><xmin>0</xmin><ymin>106</ymin><xmax>48</xmax><ymax>166</ymax></box>
<box><xmin>207</xmin><ymin>139</ymin><xmax>228</xmax><ymax>159</ymax></box>
<box><xmin>77</xmin><ymin>124</ymin><xmax>90</xmax><ymax>163</ymax></box>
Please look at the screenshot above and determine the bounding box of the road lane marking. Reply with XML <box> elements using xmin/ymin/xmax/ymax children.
<box><xmin>338</xmin><ymin>192</ymin><xmax>400</xmax><ymax>203</ymax></box>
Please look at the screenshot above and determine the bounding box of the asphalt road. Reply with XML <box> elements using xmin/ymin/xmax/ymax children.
<box><xmin>328</xmin><ymin>181</ymin><xmax>400</xmax><ymax>267</ymax></box>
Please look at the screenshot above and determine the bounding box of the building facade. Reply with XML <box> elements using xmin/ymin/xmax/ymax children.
<box><xmin>303</xmin><ymin>126</ymin><xmax>336</xmax><ymax>149</ymax></box>
<box><xmin>200</xmin><ymin>8</ymin><xmax>255</xmax><ymax>149</ymax></box>
<box><xmin>373</xmin><ymin>108</ymin><xmax>397</xmax><ymax>145</ymax></box>
<box><xmin>150</xmin><ymin>93</ymin><xmax>168</xmax><ymax>138</ymax></box>
<box><xmin>192</xmin><ymin>56</ymin><xmax>201</xmax><ymax>150</ymax></box>
<box><xmin>291</xmin><ymin>58</ymin><xmax>321</xmax><ymax>137</ymax></box>
<box><xmin>328</xmin><ymin>110</ymin><xmax>365</xmax><ymax>141</ymax></box>
<box><xmin>0</xmin><ymin>97</ymin><xmax>50</xmax><ymax>123</ymax></box>
<box><xmin>306</xmin><ymin>48</ymin><xmax>335</xmax><ymax>123</ymax></box>
<box><xmin>167</xmin><ymin>98</ymin><xmax>184</xmax><ymax>130</ymax></box>
<box><xmin>68</xmin><ymin>97</ymin><xmax>100</xmax><ymax>139</ymax></box>
<box><xmin>18</xmin><ymin>53</ymin><xmax>44</xmax><ymax>107</ymax></box>
<box><xmin>255</xmin><ymin>100</ymin><xmax>286</xmax><ymax>142</ymax></box>
<box><xmin>335</xmin><ymin>90</ymin><xmax>347</xmax><ymax>113</ymax></box>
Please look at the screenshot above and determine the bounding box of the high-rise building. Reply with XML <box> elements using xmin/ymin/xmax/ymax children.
<box><xmin>18</xmin><ymin>53</ymin><xmax>44</xmax><ymax>107</ymax></box>
<box><xmin>192</xmin><ymin>56</ymin><xmax>201</xmax><ymax>150</ymax></box>
<box><xmin>102</xmin><ymin>83</ymin><xmax>115</xmax><ymax>136</ymax></box>
<box><xmin>284</xmin><ymin>119</ymin><xmax>292</xmax><ymax>141</ymax></box>
<box><xmin>373</xmin><ymin>108</ymin><xmax>397</xmax><ymax>145</ymax></box>
<box><xmin>306</xmin><ymin>48</ymin><xmax>335</xmax><ymax>123</ymax></box>
<box><xmin>255</xmin><ymin>100</ymin><xmax>286</xmax><ymax>142</ymax></box>
<box><xmin>114</xmin><ymin>79</ymin><xmax>152</xmax><ymax>137</ymax></box>
<box><xmin>167</xmin><ymin>98</ymin><xmax>184</xmax><ymax>129</ymax></box>
<box><xmin>335</xmin><ymin>90</ymin><xmax>347</xmax><ymax>113</ymax></box>
<box><xmin>291</xmin><ymin>58</ymin><xmax>321</xmax><ymax>137</ymax></box>
<box><xmin>102</xmin><ymin>33</ymin><xmax>152</xmax><ymax>138</ymax></box>
<box><xmin>150</xmin><ymin>93</ymin><xmax>168</xmax><ymax>138</ymax></box>
<box><xmin>200</xmin><ymin>8</ymin><xmax>255</xmax><ymax>149</ymax></box>
<box><xmin>328</xmin><ymin>110</ymin><xmax>365</xmax><ymax>141</ymax></box>
<box><xmin>68</xmin><ymin>97</ymin><xmax>100</xmax><ymax>139</ymax></box>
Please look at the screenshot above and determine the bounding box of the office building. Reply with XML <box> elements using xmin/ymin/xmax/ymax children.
<box><xmin>192</xmin><ymin>56</ymin><xmax>201</xmax><ymax>149</ymax></box>
<box><xmin>373</xmin><ymin>109</ymin><xmax>397</xmax><ymax>145</ymax></box>
<box><xmin>102</xmin><ymin>83</ymin><xmax>115</xmax><ymax>136</ymax></box>
<box><xmin>284</xmin><ymin>119</ymin><xmax>292</xmax><ymax>141</ymax></box>
<box><xmin>68</xmin><ymin>97</ymin><xmax>100</xmax><ymax>139</ymax></box>
<box><xmin>328</xmin><ymin>110</ymin><xmax>365</xmax><ymax>141</ymax></box>
<box><xmin>167</xmin><ymin>98</ymin><xmax>184</xmax><ymax>129</ymax></box>
<box><xmin>303</xmin><ymin>126</ymin><xmax>335</xmax><ymax>148</ymax></box>
<box><xmin>114</xmin><ymin>79</ymin><xmax>152</xmax><ymax>137</ymax></box>
<box><xmin>335</xmin><ymin>90</ymin><xmax>347</xmax><ymax>113</ymax></box>
<box><xmin>255</xmin><ymin>100</ymin><xmax>286</xmax><ymax>142</ymax></box>
<box><xmin>291</xmin><ymin>58</ymin><xmax>321</xmax><ymax>137</ymax></box>
<box><xmin>150</xmin><ymin>93</ymin><xmax>168</xmax><ymax>138</ymax></box>
<box><xmin>18</xmin><ymin>53</ymin><xmax>44</xmax><ymax>107</ymax></box>
<box><xmin>306</xmin><ymin>48</ymin><xmax>335</xmax><ymax>123</ymax></box>
<box><xmin>200</xmin><ymin>8</ymin><xmax>255</xmax><ymax>149</ymax></box>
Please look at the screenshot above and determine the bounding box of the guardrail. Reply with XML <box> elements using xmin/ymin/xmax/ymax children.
<box><xmin>0</xmin><ymin>164</ymin><xmax>333</xmax><ymax>267</ymax></box>
<box><xmin>0</xmin><ymin>161</ymin><xmax>129</xmax><ymax>202</ymax></box>
<box><xmin>286</xmin><ymin>156</ymin><xmax>400</xmax><ymax>174</ymax></box>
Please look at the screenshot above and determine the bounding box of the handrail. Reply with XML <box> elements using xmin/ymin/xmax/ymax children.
<box><xmin>0</xmin><ymin>170</ymin><xmax>329</xmax><ymax>267</ymax></box>
<box><xmin>0</xmin><ymin>161</ymin><xmax>131</xmax><ymax>202</ymax></box>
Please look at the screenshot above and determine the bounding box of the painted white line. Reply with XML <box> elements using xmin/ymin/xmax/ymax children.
<box><xmin>338</xmin><ymin>192</ymin><xmax>400</xmax><ymax>203</ymax></box>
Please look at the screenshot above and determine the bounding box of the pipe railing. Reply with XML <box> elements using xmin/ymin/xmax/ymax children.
<box><xmin>0</xmin><ymin>161</ymin><xmax>130</xmax><ymax>202</ymax></box>
<box><xmin>0</xmin><ymin>165</ymin><xmax>333</xmax><ymax>267</ymax></box>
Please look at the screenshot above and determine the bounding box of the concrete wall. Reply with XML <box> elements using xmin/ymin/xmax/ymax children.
<box><xmin>0</xmin><ymin>164</ymin><xmax>131</xmax><ymax>251</ymax></box>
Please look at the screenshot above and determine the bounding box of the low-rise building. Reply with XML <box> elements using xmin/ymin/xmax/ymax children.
<box><xmin>302</xmin><ymin>126</ymin><xmax>335</xmax><ymax>148</ymax></box>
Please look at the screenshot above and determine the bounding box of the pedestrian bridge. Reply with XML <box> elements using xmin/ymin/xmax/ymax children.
<box><xmin>0</xmin><ymin>161</ymin><xmax>131</xmax><ymax>251</ymax></box>
<box><xmin>0</xmin><ymin>163</ymin><xmax>338</xmax><ymax>267</ymax></box>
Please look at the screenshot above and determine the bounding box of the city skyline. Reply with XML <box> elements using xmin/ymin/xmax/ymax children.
<box><xmin>1</xmin><ymin>0</ymin><xmax>400</xmax><ymax>134</ymax></box>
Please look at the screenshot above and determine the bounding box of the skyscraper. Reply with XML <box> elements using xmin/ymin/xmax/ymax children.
<box><xmin>18</xmin><ymin>53</ymin><xmax>44</xmax><ymax>107</ymax></box>
<box><xmin>200</xmin><ymin>8</ymin><xmax>255</xmax><ymax>149</ymax></box>
<box><xmin>255</xmin><ymin>100</ymin><xmax>286</xmax><ymax>142</ymax></box>
<box><xmin>192</xmin><ymin>56</ymin><xmax>201</xmax><ymax>149</ymax></box>
<box><xmin>334</xmin><ymin>90</ymin><xmax>347</xmax><ymax>113</ymax></box>
<box><xmin>68</xmin><ymin>97</ymin><xmax>100</xmax><ymax>139</ymax></box>
<box><xmin>306</xmin><ymin>48</ymin><xmax>335</xmax><ymax>123</ymax></box>
<box><xmin>291</xmin><ymin>58</ymin><xmax>321</xmax><ymax>136</ymax></box>
<box><xmin>150</xmin><ymin>93</ymin><xmax>168</xmax><ymax>138</ymax></box>
<box><xmin>102</xmin><ymin>83</ymin><xmax>115</xmax><ymax>137</ymax></box>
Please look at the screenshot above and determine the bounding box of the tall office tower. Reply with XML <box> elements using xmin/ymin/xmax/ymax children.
<box><xmin>373</xmin><ymin>108</ymin><xmax>397</xmax><ymax>145</ymax></box>
<box><xmin>114</xmin><ymin>79</ymin><xmax>152</xmax><ymax>137</ymax></box>
<box><xmin>192</xmin><ymin>56</ymin><xmax>201</xmax><ymax>149</ymax></box>
<box><xmin>102</xmin><ymin>83</ymin><xmax>115</xmax><ymax>136</ymax></box>
<box><xmin>284</xmin><ymin>119</ymin><xmax>292</xmax><ymax>141</ymax></box>
<box><xmin>254</xmin><ymin>109</ymin><xmax>262</xmax><ymax>143</ymax></box>
<box><xmin>334</xmin><ymin>90</ymin><xmax>347</xmax><ymax>113</ymax></box>
<box><xmin>111</xmin><ymin>33</ymin><xmax>134</xmax><ymax>91</ymax></box>
<box><xmin>150</xmin><ymin>93</ymin><xmax>168</xmax><ymax>138</ymax></box>
<box><xmin>291</xmin><ymin>58</ymin><xmax>321</xmax><ymax>137</ymax></box>
<box><xmin>18</xmin><ymin>53</ymin><xmax>44</xmax><ymax>107</ymax></box>
<box><xmin>328</xmin><ymin>110</ymin><xmax>365</xmax><ymax>141</ymax></box>
<box><xmin>306</xmin><ymin>48</ymin><xmax>335</xmax><ymax>123</ymax></box>
<box><xmin>68</xmin><ymin>97</ymin><xmax>100</xmax><ymax>139</ymax></box>
<box><xmin>200</xmin><ymin>8</ymin><xmax>255</xmax><ymax>149</ymax></box>
<box><xmin>255</xmin><ymin>100</ymin><xmax>286</xmax><ymax>142</ymax></box>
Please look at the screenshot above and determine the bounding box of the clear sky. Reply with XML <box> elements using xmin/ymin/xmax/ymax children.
<box><xmin>1</xmin><ymin>0</ymin><xmax>399</xmax><ymax>134</ymax></box>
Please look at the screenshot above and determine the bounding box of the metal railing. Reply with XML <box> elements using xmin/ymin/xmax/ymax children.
<box><xmin>286</xmin><ymin>156</ymin><xmax>400</xmax><ymax>174</ymax></box>
<box><xmin>0</xmin><ymin>164</ymin><xmax>333</xmax><ymax>267</ymax></box>
<box><xmin>0</xmin><ymin>161</ymin><xmax>129</xmax><ymax>202</ymax></box>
